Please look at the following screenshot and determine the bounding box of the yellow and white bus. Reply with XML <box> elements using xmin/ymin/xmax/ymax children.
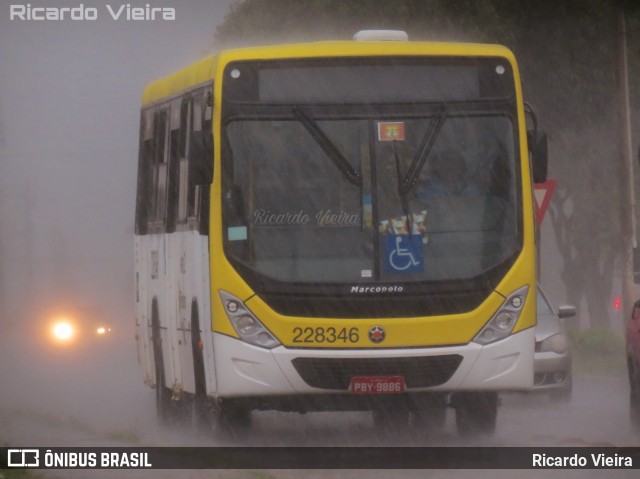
<box><xmin>134</xmin><ymin>30</ymin><xmax>546</xmax><ymax>436</ymax></box>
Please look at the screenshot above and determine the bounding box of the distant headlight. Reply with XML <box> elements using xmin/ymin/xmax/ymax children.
<box><xmin>538</xmin><ymin>333</ymin><xmax>568</xmax><ymax>354</ymax></box>
<box><xmin>52</xmin><ymin>321</ymin><xmax>75</xmax><ymax>342</ymax></box>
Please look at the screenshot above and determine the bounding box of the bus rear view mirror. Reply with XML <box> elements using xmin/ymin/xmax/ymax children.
<box><xmin>528</xmin><ymin>129</ymin><xmax>548</xmax><ymax>184</ymax></box>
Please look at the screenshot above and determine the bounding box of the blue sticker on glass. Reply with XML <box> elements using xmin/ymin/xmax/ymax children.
<box><xmin>228</xmin><ymin>226</ymin><xmax>248</xmax><ymax>241</ymax></box>
<box><xmin>383</xmin><ymin>234</ymin><xmax>424</xmax><ymax>273</ymax></box>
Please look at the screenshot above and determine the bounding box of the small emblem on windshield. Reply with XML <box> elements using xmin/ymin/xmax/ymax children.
<box><xmin>368</xmin><ymin>326</ymin><xmax>386</xmax><ymax>344</ymax></box>
<box><xmin>378</xmin><ymin>122</ymin><xmax>405</xmax><ymax>141</ymax></box>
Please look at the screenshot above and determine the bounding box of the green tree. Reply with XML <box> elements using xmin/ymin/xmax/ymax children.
<box><xmin>215</xmin><ymin>0</ymin><xmax>640</xmax><ymax>329</ymax></box>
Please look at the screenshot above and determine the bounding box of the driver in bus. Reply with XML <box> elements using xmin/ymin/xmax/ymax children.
<box><xmin>415</xmin><ymin>150</ymin><xmax>483</xmax><ymax>231</ymax></box>
<box><xmin>418</xmin><ymin>150</ymin><xmax>476</xmax><ymax>200</ymax></box>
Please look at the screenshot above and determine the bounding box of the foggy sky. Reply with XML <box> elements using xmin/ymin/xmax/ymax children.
<box><xmin>0</xmin><ymin>0</ymin><xmax>234</xmax><ymax>328</ymax></box>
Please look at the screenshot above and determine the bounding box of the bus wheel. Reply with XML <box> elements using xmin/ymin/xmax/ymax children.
<box><xmin>190</xmin><ymin>300</ymin><xmax>210</xmax><ymax>435</ymax></box>
<box><xmin>154</xmin><ymin>377</ymin><xmax>174</xmax><ymax>426</ymax></box>
<box><xmin>453</xmin><ymin>391</ymin><xmax>498</xmax><ymax>437</ymax></box>
<box><xmin>151</xmin><ymin>301</ymin><xmax>172</xmax><ymax>426</ymax></box>
<box><xmin>218</xmin><ymin>399</ymin><xmax>252</xmax><ymax>436</ymax></box>
<box><xmin>373</xmin><ymin>408</ymin><xmax>410</xmax><ymax>435</ymax></box>
<box><xmin>197</xmin><ymin>398</ymin><xmax>252</xmax><ymax>439</ymax></box>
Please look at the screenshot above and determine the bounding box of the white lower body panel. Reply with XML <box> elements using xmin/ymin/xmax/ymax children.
<box><xmin>211</xmin><ymin>328</ymin><xmax>535</xmax><ymax>399</ymax></box>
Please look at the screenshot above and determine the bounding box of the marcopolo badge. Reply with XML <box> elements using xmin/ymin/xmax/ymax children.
<box><xmin>368</xmin><ymin>326</ymin><xmax>386</xmax><ymax>344</ymax></box>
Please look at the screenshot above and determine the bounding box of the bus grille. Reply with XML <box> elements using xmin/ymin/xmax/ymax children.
<box><xmin>291</xmin><ymin>355</ymin><xmax>463</xmax><ymax>390</ymax></box>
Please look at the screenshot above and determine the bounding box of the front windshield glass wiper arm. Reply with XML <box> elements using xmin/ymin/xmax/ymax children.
<box><xmin>393</xmin><ymin>140</ymin><xmax>413</xmax><ymax>233</ymax></box>
<box><xmin>293</xmin><ymin>107</ymin><xmax>363</xmax><ymax>187</ymax></box>
<box><xmin>399</xmin><ymin>105</ymin><xmax>447</xmax><ymax>195</ymax></box>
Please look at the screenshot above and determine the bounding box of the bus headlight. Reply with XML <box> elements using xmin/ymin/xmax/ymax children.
<box><xmin>219</xmin><ymin>290</ymin><xmax>280</xmax><ymax>349</ymax></box>
<box><xmin>473</xmin><ymin>285</ymin><xmax>529</xmax><ymax>345</ymax></box>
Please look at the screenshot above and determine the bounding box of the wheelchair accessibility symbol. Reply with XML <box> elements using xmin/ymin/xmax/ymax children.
<box><xmin>384</xmin><ymin>234</ymin><xmax>424</xmax><ymax>273</ymax></box>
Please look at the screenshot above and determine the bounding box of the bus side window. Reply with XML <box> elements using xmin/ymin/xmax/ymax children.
<box><xmin>167</xmin><ymin>97</ymin><xmax>188</xmax><ymax>232</ymax></box>
<box><xmin>177</xmin><ymin>97</ymin><xmax>191</xmax><ymax>225</ymax></box>
<box><xmin>135</xmin><ymin>109</ymin><xmax>155</xmax><ymax>235</ymax></box>
<box><xmin>188</xmin><ymin>87</ymin><xmax>214</xmax><ymax>233</ymax></box>
<box><xmin>148</xmin><ymin>108</ymin><xmax>169</xmax><ymax>229</ymax></box>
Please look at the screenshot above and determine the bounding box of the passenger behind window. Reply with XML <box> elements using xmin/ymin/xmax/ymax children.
<box><xmin>415</xmin><ymin>150</ymin><xmax>484</xmax><ymax>233</ymax></box>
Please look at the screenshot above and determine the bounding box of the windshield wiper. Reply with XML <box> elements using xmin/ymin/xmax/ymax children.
<box><xmin>293</xmin><ymin>108</ymin><xmax>362</xmax><ymax>187</ymax></box>
<box><xmin>398</xmin><ymin>105</ymin><xmax>447</xmax><ymax>195</ymax></box>
<box><xmin>393</xmin><ymin>139</ymin><xmax>413</xmax><ymax>233</ymax></box>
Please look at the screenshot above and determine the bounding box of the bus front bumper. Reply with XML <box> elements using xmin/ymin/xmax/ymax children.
<box><xmin>212</xmin><ymin>327</ymin><xmax>535</xmax><ymax>399</ymax></box>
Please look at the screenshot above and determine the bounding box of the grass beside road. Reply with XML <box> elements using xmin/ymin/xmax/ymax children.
<box><xmin>568</xmin><ymin>327</ymin><xmax>627</xmax><ymax>377</ymax></box>
<box><xmin>2</xmin><ymin>408</ymin><xmax>142</xmax><ymax>446</ymax></box>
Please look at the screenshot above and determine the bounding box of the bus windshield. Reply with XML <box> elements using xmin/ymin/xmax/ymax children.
<box><xmin>222</xmin><ymin>58</ymin><xmax>522</xmax><ymax>290</ymax></box>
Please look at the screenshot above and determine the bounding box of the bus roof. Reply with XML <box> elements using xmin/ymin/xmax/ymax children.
<box><xmin>141</xmin><ymin>40</ymin><xmax>516</xmax><ymax>107</ymax></box>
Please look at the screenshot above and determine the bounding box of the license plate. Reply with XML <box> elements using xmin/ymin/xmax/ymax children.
<box><xmin>349</xmin><ymin>376</ymin><xmax>406</xmax><ymax>394</ymax></box>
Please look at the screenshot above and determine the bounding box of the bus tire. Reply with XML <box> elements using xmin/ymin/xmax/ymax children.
<box><xmin>453</xmin><ymin>391</ymin><xmax>498</xmax><ymax>437</ymax></box>
<box><xmin>191</xmin><ymin>299</ymin><xmax>213</xmax><ymax>435</ymax></box>
<box><xmin>188</xmin><ymin>299</ymin><xmax>252</xmax><ymax>438</ymax></box>
<box><xmin>151</xmin><ymin>299</ymin><xmax>172</xmax><ymax>426</ymax></box>
<box><xmin>198</xmin><ymin>398</ymin><xmax>252</xmax><ymax>438</ymax></box>
<box><xmin>218</xmin><ymin>399</ymin><xmax>252</xmax><ymax>435</ymax></box>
